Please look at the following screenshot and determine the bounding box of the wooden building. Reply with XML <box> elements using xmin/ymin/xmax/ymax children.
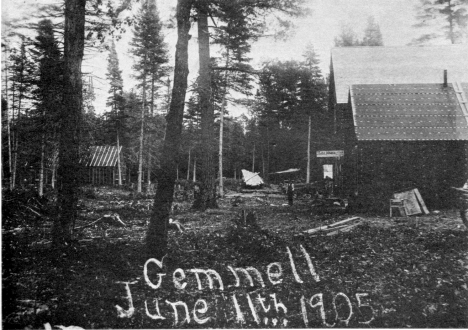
<box><xmin>80</xmin><ymin>146</ymin><xmax>126</xmax><ymax>186</ymax></box>
<box><xmin>329</xmin><ymin>45</ymin><xmax>468</xmax><ymax>209</ymax></box>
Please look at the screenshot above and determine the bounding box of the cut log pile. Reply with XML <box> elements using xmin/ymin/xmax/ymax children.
<box><xmin>304</xmin><ymin>217</ymin><xmax>362</xmax><ymax>236</ymax></box>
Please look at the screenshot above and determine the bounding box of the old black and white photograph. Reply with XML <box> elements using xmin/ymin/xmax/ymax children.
<box><xmin>1</xmin><ymin>0</ymin><xmax>468</xmax><ymax>328</ymax></box>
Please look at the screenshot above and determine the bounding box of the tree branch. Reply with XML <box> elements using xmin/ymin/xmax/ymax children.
<box><xmin>211</xmin><ymin>66</ymin><xmax>259</xmax><ymax>74</ymax></box>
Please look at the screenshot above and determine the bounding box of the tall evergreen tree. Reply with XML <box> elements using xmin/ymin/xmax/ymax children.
<box><xmin>253</xmin><ymin>53</ymin><xmax>327</xmax><ymax>180</ymax></box>
<box><xmin>412</xmin><ymin>0</ymin><xmax>468</xmax><ymax>44</ymax></box>
<box><xmin>8</xmin><ymin>40</ymin><xmax>35</xmax><ymax>190</ymax></box>
<box><xmin>130</xmin><ymin>0</ymin><xmax>169</xmax><ymax>193</ymax></box>
<box><xmin>53</xmin><ymin>0</ymin><xmax>86</xmax><ymax>247</ymax></box>
<box><xmin>192</xmin><ymin>7</ymin><xmax>217</xmax><ymax>209</ymax></box>
<box><xmin>301</xmin><ymin>43</ymin><xmax>327</xmax><ymax>183</ymax></box>
<box><xmin>106</xmin><ymin>38</ymin><xmax>125</xmax><ymax>185</ymax></box>
<box><xmin>362</xmin><ymin>16</ymin><xmax>384</xmax><ymax>46</ymax></box>
<box><xmin>334</xmin><ymin>17</ymin><xmax>384</xmax><ymax>47</ymax></box>
<box><xmin>211</xmin><ymin>2</ymin><xmax>255</xmax><ymax>197</ymax></box>
<box><xmin>334</xmin><ymin>23</ymin><xmax>360</xmax><ymax>47</ymax></box>
<box><xmin>146</xmin><ymin>0</ymin><xmax>192</xmax><ymax>258</ymax></box>
<box><xmin>31</xmin><ymin>19</ymin><xmax>63</xmax><ymax>196</ymax></box>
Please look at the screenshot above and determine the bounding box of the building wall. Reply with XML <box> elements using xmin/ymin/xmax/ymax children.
<box><xmin>343</xmin><ymin>140</ymin><xmax>468</xmax><ymax>211</ymax></box>
<box><xmin>80</xmin><ymin>165</ymin><xmax>127</xmax><ymax>186</ymax></box>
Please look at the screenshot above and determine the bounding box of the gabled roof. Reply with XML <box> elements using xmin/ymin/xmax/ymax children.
<box><xmin>350</xmin><ymin>83</ymin><xmax>468</xmax><ymax>141</ymax></box>
<box><xmin>332</xmin><ymin>45</ymin><xmax>468</xmax><ymax>104</ymax></box>
<box><xmin>80</xmin><ymin>146</ymin><xmax>123</xmax><ymax>167</ymax></box>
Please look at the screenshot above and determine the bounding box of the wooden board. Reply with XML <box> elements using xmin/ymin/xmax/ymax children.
<box><xmin>413</xmin><ymin>188</ymin><xmax>430</xmax><ymax>214</ymax></box>
<box><xmin>327</xmin><ymin>222</ymin><xmax>362</xmax><ymax>236</ymax></box>
<box><xmin>394</xmin><ymin>190</ymin><xmax>421</xmax><ymax>216</ymax></box>
<box><xmin>304</xmin><ymin>224</ymin><xmax>350</xmax><ymax>235</ymax></box>
<box><xmin>304</xmin><ymin>217</ymin><xmax>361</xmax><ymax>234</ymax></box>
<box><xmin>328</xmin><ymin>217</ymin><xmax>361</xmax><ymax>227</ymax></box>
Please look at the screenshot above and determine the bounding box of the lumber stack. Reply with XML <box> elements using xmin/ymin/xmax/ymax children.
<box><xmin>304</xmin><ymin>217</ymin><xmax>362</xmax><ymax>236</ymax></box>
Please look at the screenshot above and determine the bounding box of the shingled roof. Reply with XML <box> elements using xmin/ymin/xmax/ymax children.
<box><xmin>80</xmin><ymin>146</ymin><xmax>122</xmax><ymax>167</ymax></box>
<box><xmin>350</xmin><ymin>82</ymin><xmax>468</xmax><ymax>141</ymax></box>
<box><xmin>332</xmin><ymin>45</ymin><xmax>468</xmax><ymax>104</ymax></box>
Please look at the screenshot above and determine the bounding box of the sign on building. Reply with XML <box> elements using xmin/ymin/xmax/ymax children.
<box><xmin>316</xmin><ymin>150</ymin><xmax>344</xmax><ymax>158</ymax></box>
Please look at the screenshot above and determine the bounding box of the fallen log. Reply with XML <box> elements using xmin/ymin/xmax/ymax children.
<box><xmin>75</xmin><ymin>213</ymin><xmax>127</xmax><ymax>230</ymax></box>
<box><xmin>304</xmin><ymin>217</ymin><xmax>361</xmax><ymax>234</ymax></box>
<box><xmin>327</xmin><ymin>222</ymin><xmax>362</xmax><ymax>236</ymax></box>
<box><xmin>328</xmin><ymin>216</ymin><xmax>361</xmax><ymax>228</ymax></box>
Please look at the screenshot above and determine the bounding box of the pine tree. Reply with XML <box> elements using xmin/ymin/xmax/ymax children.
<box><xmin>301</xmin><ymin>43</ymin><xmax>327</xmax><ymax>183</ymax></box>
<box><xmin>335</xmin><ymin>18</ymin><xmax>384</xmax><ymax>47</ymax></box>
<box><xmin>362</xmin><ymin>16</ymin><xmax>384</xmax><ymax>46</ymax></box>
<box><xmin>53</xmin><ymin>0</ymin><xmax>86</xmax><ymax>247</ymax></box>
<box><xmin>211</xmin><ymin>2</ymin><xmax>255</xmax><ymax>197</ymax></box>
<box><xmin>253</xmin><ymin>52</ymin><xmax>327</xmax><ymax>180</ymax></box>
<box><xmin>8</xmin><ymin>40</ymin><xmax>35</xmax><ymax>190</ymax></box>
<box><xmin>334</xmin><ymin>23</ymin><xmax>360</xmax><ymax>47</ymax></box>
<box><xmin>412</xmin><ymin>0</ymin><xmax>468</xmax><ymax>44</ymax></box>
<box><xmin>106</xmin><ymin>38</ymin><xmax>125</xmax><ymax>185</ymax></box>
<box><xmin>130</xmin><ymin>0</ymin><xmax>169</xmax><ymax>193</ymax></box>
<box><xmin>146</xmin><ymin>0</ymin><xmax>192</xmax><ymax>258</ymax></box>
<box><xmin>31</xmin><ymin>19</ymin><xmax>63</xmax><ymax>196</ymax></box>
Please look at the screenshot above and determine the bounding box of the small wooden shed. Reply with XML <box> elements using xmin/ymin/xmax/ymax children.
<box><xmin>80</xmin><ymin>146</ymin><xmax>126</xmax><ymax>186</ymax></box>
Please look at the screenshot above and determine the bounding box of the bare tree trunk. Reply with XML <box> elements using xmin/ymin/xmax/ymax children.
<box><xmin>53</xmin><ymin>0</ymin><xmax>85</xmax><ymax>247</ymax></box>
<box><xmin>306</xmin><ymin>114</ymin><xmax>311</xmax><ymax>183</ymax></box>
<box><xmin>193</xmin><ymin>157</ymin><xmax>197</xmax><ymax>182</ymax></box>
<box><xmin>10</xmin><ymin>80</ymin><xmax>17</xmax><ymax>190</ymax></box>
<box><xmin>448</xmin><ymin>0</ymin><xmax>455</xmax><ymax>44</ymax></box>
<box><xmin>51</xmin><ymin>151</ymin><xmax>57</xmax><ymax>189</ymax></box>
<box><xmin>7</xmin><ymin>113</ymin><xmax>12</xmax><ymax>190</ymax></box>
<box><xmin>193</xmin><ymin>10</ymin><xmax>217</xmax><ymax>210</ymax></box>
<box><xmin>4</xmin><ymin>44</ymin><xmax>13</xmax><ymax>191</ymax></box>
<box><xmin>146</xmin><ymin>75</ymin><xmax>155</xmax><ymax>194</ymax></box>
<box><xmin>12</xmin><ymin>59</ymin><xmax>26</xmax><ymax>190</ymax></box>
<box><xmin>252</xmin><ymin>143</ymin><xmax>255</xmax><ymax>172</ymax></box>
<box><xmin>261</xmin><ymin>145</ymin><xmax>265</xmax><ymax>178</ymax></box>
<box><xmin>137</xmin><ymin>74</ymin><xmax>147</xmax><ymax>193</ymax></box>
<box><xmin>187</xmin><ymin>147</ymin><xmax>191</xmax><ymax>180</ymax></box>
<box><xmin>218</xmin><ymin>50</ymin><xmax>229</xmax><ymax>198</ymax></box>
<box><xmin>12</xmin><ymin>130</ymin><xmax>19</xmax><ymax>189</ymax></box>
<box><xmin>39</xmin><ymin>132</ymin><xmax>45</xmax><ymax>196</ymax></box>
<box><xmin>266</xmin><ymin>125</ymin><xmax>270</xmax><ymax>181</ymax></box>
<box><xmin>7</xmin><ymin>108</ymin><xmax>12</xmax><ymax>190</ymax></box>
<box><xmin>116</xmin><ymin>131</ymin><xmax>122</xmax><ymax>185</ymax></box>
<box><xmin>218</xmin><ymin>101</ymin><xmax>225</xmax><ymax>197</ymax></box>
<box><xmin>146</xmin><ymin>0</ymin><xmax>192</xmax><ymax>258</ymax></box>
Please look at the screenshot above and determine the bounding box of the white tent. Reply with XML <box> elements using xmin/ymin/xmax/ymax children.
<box><xmin>241</xmin><ymin>169</ymin><xmax>264</xmax><ymax>187</ymax></box>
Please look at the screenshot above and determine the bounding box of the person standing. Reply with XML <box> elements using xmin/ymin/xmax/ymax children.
<box><xmin>287</xmin><ymin>181</ymin><xmax>295</xmax><ymax>206</ymax></box>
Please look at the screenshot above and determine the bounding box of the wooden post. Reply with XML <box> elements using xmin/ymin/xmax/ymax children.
<box><xmin>306</xmin><ymin>115</ymin><xmax>311</xmax><ymax>184</ymax></box>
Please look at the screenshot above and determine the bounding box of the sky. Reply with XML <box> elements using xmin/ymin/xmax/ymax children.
<box><xmin>1</xmin><ymin>0</ymin><xmax>440</xmax><ymax>117</ymax></box>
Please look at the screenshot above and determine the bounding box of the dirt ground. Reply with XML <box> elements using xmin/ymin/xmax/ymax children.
<box><xmin>3</xmin><ymin>186</ymin><xmax>468</xmax><ymax>329</ymax></box>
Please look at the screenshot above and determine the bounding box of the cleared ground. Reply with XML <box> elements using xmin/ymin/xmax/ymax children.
<box><xmin>2</xmin><ymin>187</ymin><xmax>468</xmax><ymax>329</ymax></box>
